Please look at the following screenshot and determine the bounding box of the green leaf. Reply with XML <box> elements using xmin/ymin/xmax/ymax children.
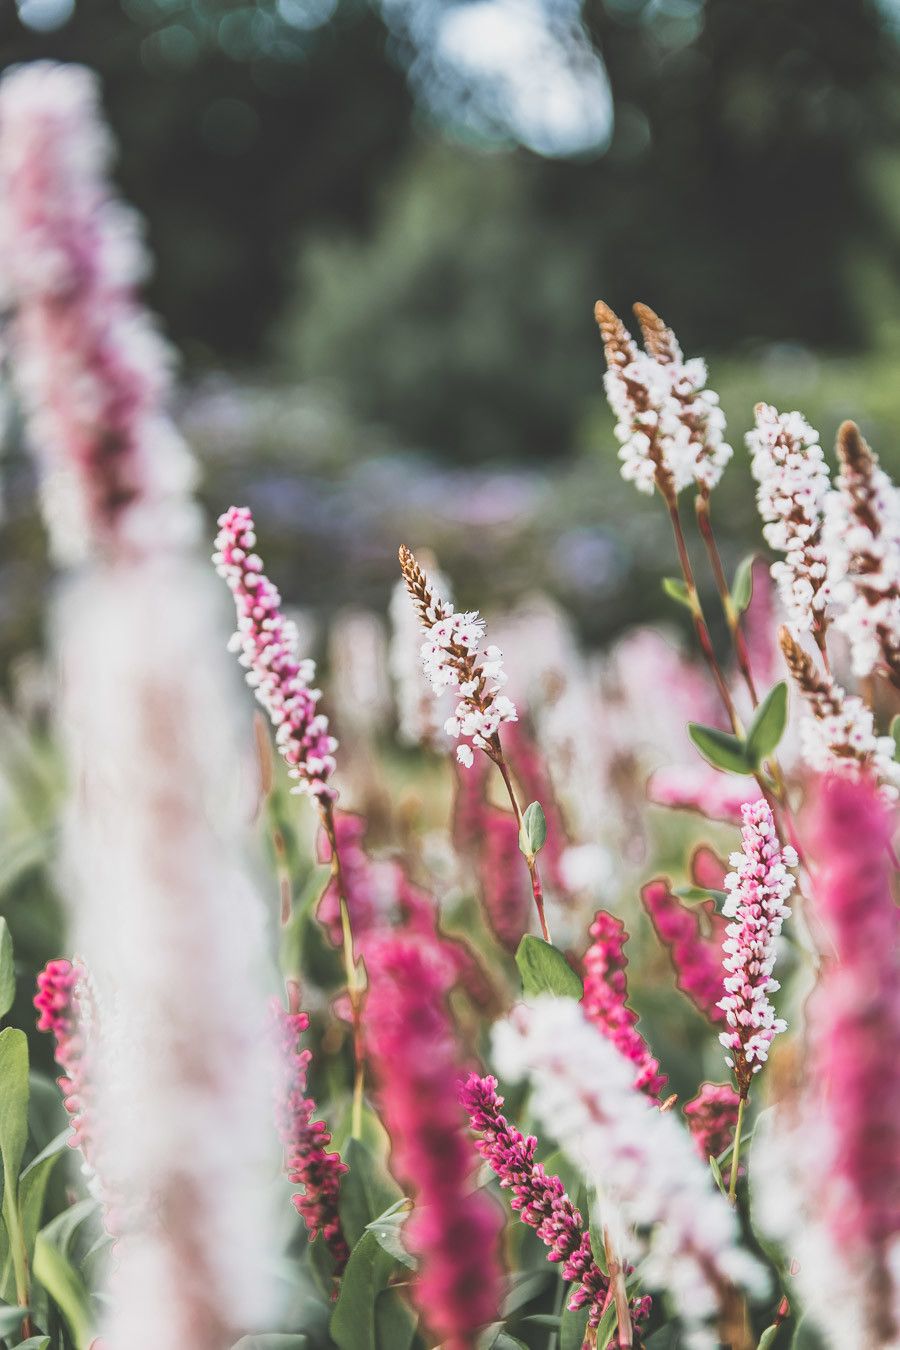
<box><xmin>757</xmin><ymin>1326</ymin><xmax>780</xmax><ymax>1349</ymax></box>
<box><xmin>709</xmin><ymin>1154</ymin><xmax>727</xmax><ymax>1197</ymax></box>
<box><xmin>0</xmin><ymin>921</ymin><xmax>14</xmax><ymax>1022</ymax></box>
<box><xmin>365</xmin><ymin>1198</ymin><xmax>415</xmax><ymax>1270</ymax></box>
<box><xmin>688</xmin><ymin>723</ymin><xmax>752</xmax><ymax>775</ymax></box>
<box><xmin>232</xmin><ymin>1337</ymin><xmax>310</xmax><ymax>1349</ymax></box>
<box><xmin>0</xmin><ymin>1030</ymin><xmax>30</xmax><ymax>1186</ymax></box>
<box><xmin>0</xmin><ymin>1307</ymin><xmax>30</xmax><ymax>1336</ymax></box>
<box><xmin>559</xmin><ymin>1300</ymin><xmax>590</xmax><ymax>1350</ymax></box>
<box><xmin>11</xmin><ymin>1339</ymin><xmax>51</xmax><ymax>1349</ymax></box>
<box><xmin>375</xmin><ymin>1288</ymin><xmax>417</xmax><ymax>1350</ymax></box>
<box><xmin>515</xmin><ymin>936</ymin><xmax>583</xmax><ymax>1001</ymax></box>
<box><xmin>732</xmin><ymin>555</ymin><xmax>755</xmax><ymax>614</ymax></box>
<box><xmin>746</xmin><ymin>682</ymin><xmax>788</xmax><ymax>766</ymax></box>
<box><xmin>661</xmin><ymin>577</ymin><xmax>694</xmax><ymax>611</ymax></box>
<box><xmin>33</xmin><ymin>1233</ymin><xmax>93</xmax><ymax>1350</ymax></box>
<box><xmin>339</xmin><ymin>1138</ymin><xmax>404</xmax><ymax>1249</ymax></box>
<box><xmin>1</xmin><ymin>1131</ymin><xmax>67</xmax><ymax>1303</ymax></box>
<box><xmin>518</xmin><ymin>802</ymin><xmax>547</xmax><ymax>859</ymax></box>
<box><xmin>329</xmin><ymin>1230</ymin><xmax>397</xmax><ymax>1350</ymax></box>
<box><xmin>891</xmin><ymin>715</ymin><xmax>900</xmax><ymax>761</ymax></box>
<box><xmin>674</xmin><ymin>886</ymin><xmax>728</xmax><ymax>906</ymax></box>
<box><xmin>594</xmin><ymin>1295</ymin><xmax>619</xmax><ymax>1350</ymax></box>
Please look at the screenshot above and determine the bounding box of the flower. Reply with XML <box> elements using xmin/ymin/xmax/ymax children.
<box><xmin>633</xmin><ymin>303</ymin><xmax>732</xmax><ymax>493</ymax></box>
<box><xmin>594</xmin><ymin>300</ymin><xmax>686</xmax><ymax>497</ymax></box>
<box><xmin>581</xmin><ymin>910</ymin><xmax>667</xmax><ymax>1098</ymax></box>
<box><xmin>214</xmin><ymin>505</ymin><xmax>338</xmax><ymax>801</ymax></box>
<box><xmin>389</xmin><ymin>561</ymin><xmax>454</xmax><ymax>747</ymax></box>
<box><xmin>683</xmin><ymin>1083</ymin><xmax>742</xmax><ymax>1186</ymax></box>
<box><xmin>398</xmin><ymin>545</ymin><xmax>517</xmax><ymax>767</ymax></box>
<box><xmin>365</xmin><ymin>937</ymin><xmax>503</xmax><ymax>1349</ymax></box>
<box><xmin>459</xmin><ymin>1074</ymin><xmax>652</xmax><ymax>1332</ymax></box>
<box><xmin>0</xmin><ymin>62</ymin><xmax>198</xmax><ymax>563</ymax></box>
<box><xmin>746</xmin><ymin>403</ymin><xmax>832</xmax><ymax>637</ymax></box>
<box><xmin>779</xmin><ymin>627</ymin><xmax>900</xmax><ymax>799</ymax></box>
<box><xmin>717</xmin><ymin>800</ymin><xmax>796</xmax><ymax>1093</ymax></box>
<box><xmin>823</xmin><ymin>420</ymin><xmax>900</xmax><ymax>684</ymax></box>
<box><xmin>493</xmin><ymin>996</ymin><xmax>768</xmax><ymax>1349</ymax></box>
<box><xmin>640</xmin><ymin>878</ymin><xmax>727</xmax><ymax>1025</ymax></box>
<box><xmin>35</xmin><ymin>958</ymin><xmax>96</xmax><ymax>1171</ymax></box>
<box><xmin>270</xmin><ymin>998</ymin><xmax>349</xmax><ymax>1271</ymax></box>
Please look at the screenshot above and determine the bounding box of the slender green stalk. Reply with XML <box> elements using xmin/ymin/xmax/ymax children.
<box><xmin>320</xmin><ymin>801</ymin><xmax>366</xmax><ymax>1139</ymax></box>
<box><xmin>727</xmin><ymin>1095</ymin><xmax>747</xmax><ymax>1203</ymax></box>
<box><xmin>492</xmin><ymin>739</ymin><xmax>551</xmax><ymax>943</ymax></box>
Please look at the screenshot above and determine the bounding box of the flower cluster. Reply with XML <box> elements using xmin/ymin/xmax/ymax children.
<box><xmin>641</xmin><ymin>879</ymin><xmax>727</xmax><ymax>1025</ymax></box>
<box><xmin>779</xmin><ymin>627</ymin><xmax>900</xmax><ymax>798</ymax></box>
<box><xmin>581</xmin><ymin>910</ymin><xmax>667</xmax><ymax>1098</ymax></box>
<box><xmin>365</xmin><ymin>937</ymin><xmax>503</xmax><ymax>1347</ymax></box>
<box><xmin>389</xmin><ymin>565</ymin><xmax>454</xmax><ymax>747</ymax></box>
<box><xmin>460</xmin><ymin>1074</ymin><xmax>652</xmax><ymax>1332</ymax></box>
<box><xmin>633</xmin><ymin>303</ymin><xmax>732</xmax><ymax>493</ymax></box>
<box><xmin>0</xmin><ymin>62</ymin><xmax>198</xmax><ymax>562</ymax></box>
<box><xmin>683</xmin><ymin>1082</ymin><xmax>742</xmax><ymax>1185</ymax></box>
<box><xmin>35</xmin><ymin>959</ymin><xmax>95</xmax><ymax>1164</ymax></box>
<box><xmin>746</xmin><ymin>403</ymin><xmax>832</xmax><ymax>636</ymax></box>
<box><xmin>493</xmin><ymin>997</ymin><xmax>768</xmax><ymax>1349</ymax></box>
<box><xmin>214</xmin><ymin>506</ymin><xmax>338</xmax><ymax>800</ymax></box>
<box><xmin>718</xmin><ymin>800</ymin><xmax>796</xmax><ymax>1093</ymax></box>
<box><xmin>823</xmin><ymin>421</ymin><xmax>900</xmax><ymax>684</ymax></box>
<box><xmin>398</xmin><ymin>545</ymin><xmax>516</xmax><ymax>767</ymax></box>
<box><xmin>271</xmin><ymin>999</ymin><xmax>349</xmax><ymax>1271</ymax></box>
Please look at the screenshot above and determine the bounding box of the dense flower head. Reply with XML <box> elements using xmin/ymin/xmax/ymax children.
<box><xmin>633</xmin><ymin>303</ymin><xmax>732</xmax><ymax>493</ymax></box>
<box><xmin>35</xmin><ymin>958</ymin><xmax>94</xmax><ymax>1162</ymax></box>
<box><xmin>683</xmin><ymin>1083</ymin><xmax>742</xmax><ymax>1186</ymax></box>
<box><xmin>270</xmin><ymin>999</ymin><xmax>349</xmax><ymax>1271</ymax></box>
<box><xmin>493</xmin><ymin>996</ymin><xmax>768</xmax><ymax>1349</ymax></box>
<box><xmin>398</xmin><ymin>545</ymin><xmax>516</xmax><ymax>767</ymax></box>
<box><xmin>746</xmin><ymin>403</ymin><xmax>832</xmax><ymax>635</ymax></box>
<box><xmin>0</xmin><ymin>62</ymin><xmax>198</xmax><ymax>562</ymax></box>
<box><xmin>365</xmin><ymin>936</ymin><xmax>503</xmax><ymax>1348</ymax></box>
<box><xmin>824</xmin><ymin>421</ymin><xmax>900</xmax><ymax>683</ymax></box>
<box><xmin>581</xmin><ymin>909</ymin><xmax>667</xmax><ymax>1098</ymax></box>
<box><xmin>641</xmin><ymin>878</ymin><xmax>727</xmax><ymax>1025</ymax></box>
<box><xmin>779</xmin><ymin>627</ymin><xmax>900</xmax><ymax>799</ymax></box>
<box><xmin>460</xmin><ymin>1074</ymin><xmax>651</xmax><ymax>1332</ymax></box>
<box><xmin>718</xmin><ymin>800</ymin><xmax>796</xmax><ymax>1092</ymax></box>
<box><xmin>213</xmin><ymin>506</ymin><xmax>338</xmax><ymax>800</ymax></box>
<box><xmin>389</xmin><ymin>563</ymin><xmax>454</xmax><ymax>747</ymax></box>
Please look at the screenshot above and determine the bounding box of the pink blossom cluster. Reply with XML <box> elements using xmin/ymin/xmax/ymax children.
<box><xmin>641</xmin><ymin>879</ymin><xmax>727</xmax><ymax>1025</ymax></box>
<box><xmin>365</xmin><ymin>937</ymin><xmax>502</xmax><ymax>1349</ymax></box>
<box><xmin>683</xmin><ymin>1082</ymin><xmax>741</xmax><ymax>1185</ymax></box>
<box><xmin>746</xmin><ymin>403</ymin><xmax>832</xmax><ymax>635</ymax></box>
<box><xmin>34</xmin><ymin>958</ymin><xmax>94</xmax><ymax>1162</ymax></box>
<box><xmin>213</xmin><ymin>506</ymin><xmax>338</xmax><ymax>800</ymax></box>
<box><xmin>718</xmin><ymin>800</ymin><xmax>796</xmax><ymax>1090</ymax></box>
<box><xmin>581</xmin><ymin>910</ymin><xmax>667</xmax><ymax>1098</ymax></box>
<box><xmin>0</xmin><ymin>62</ymin><xmax>197</xmax><ymax>562</ymax></box>
<box><xmin>270</xmin><ymin>999</ymin><xmax>349</xmax><ymax>1271</ymax></box>
<box><xmin>460</xmin><ymin>1073</ymin><xmax>651</xmax><ymax>1333</ymax></box>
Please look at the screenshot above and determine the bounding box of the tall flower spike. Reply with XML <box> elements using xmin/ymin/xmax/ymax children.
<box><xmin>493</xmin><ymin>997</ymin><xmax>768</xmax><ymax>1349</ymax></box>
<box><xmin>34</xmin><ymin>959</ymin><xmax>99</xmax><ymax>1185</ymax></box>
<box><xmin>389</xmin><ymin>559</ymin><xmax>454</xmax><ymax>747</ymax></box>
<box><xmin>0</xmin><ymin>62</ymin><xmax>198</xmax><ymax>563</ymax></box>
<box><xmin>717</xmin><ymin>800</ymin><xmax>796</xmax><ymax>1096</ymax></box>
<box><xmin>270</xmin><ymin>999</ymin><xmax>349</xmax><ymax>1272</ymax></box>
<box><xmin>779</xmin><ymin>627</ymin><xmax>900</xmax><ymax>799</ymax></box>
<box><xmin>824</xmin><ymin>421</ymin><xmax>900</xmax><ymax>684</ymax></box>
<box><xmin>594</xmin><ymin>300</ymin><xmax>684</xmax><ymax>498</ymax></box>
<box><xmin>581</xmin><ymin>910</ymin><xmax>667</xmax><ymax>1099</ymax></box>
<box><xmin>746</xmin><ymin>403</ymin><xmax>832</xmax><ymax>640</ymax></box>
<box><xmin>214</xmin><ymin>506</ymin><xmax>338</xmax><ymax>800</ymax></box>
<box><xmin>633</xmin><ymin>303</ymin><xmax>732</xmax><ymax>493</ymax></box>
<box><xmin>365</xmin><ymin>937</ymin><xmax>503</xmax><ymax>1349</ymax></box>
<box><xmin>460</xmin><ymin>1074</ymin><xmax>652</xmax><ymax>1333</ymax></box>
<box><xmin>398</xmin><ymin>545</ymin><xmax>516</xmax><ymax>768</ymax></box>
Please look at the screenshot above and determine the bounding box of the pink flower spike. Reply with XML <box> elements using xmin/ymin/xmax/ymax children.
<box><xmin>717</xmin><ymin>800</ymin><xmax>796</xmax><ymax>1095</ymax></box>
<box><xmin>640</xmin><ymin>878</ymin><xmax>728</xmax><ymax>1025</ymax></box>
<box><xmin>213</xmin><ymin>506</ymin><xmax>338</xmax><ymax>801</ymax></box>
<box><xmin>270</xmin><ymin>999</ymin><xmax>349</xmax><ymax>1272</ymax></box>
<box><xmin>35</xmin><ymin>958</ymin><xmax>93</xmax><ymax>1159</ymax></box>
<box><xmin>581</xmin><ymin>910</ymin><xmax>667</xmax><ymax>1099</ymax></box>
<box><xmin>365</xmin><ymin>937</ymin><xmax>503</xmax><ymax>1349</ymax></box>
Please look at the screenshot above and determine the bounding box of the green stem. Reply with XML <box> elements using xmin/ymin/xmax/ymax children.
<box><xmin>492</xmin><ymin>740</ymin><xmax>551</xmax><ymax>943</ymax></box>
<box><xmin>3</xmin><ymin>1182</ymin><xmax>32</xmax><ymax>1337</ymax></box>
<box><xmin>728</xmin><ymin>1095</ymin><xmax>747</xmax><ymax>1203</ymax></box>
<box><xmin>321</xmin><ymin>802</ymin><xmax>366</xmax><ymax>1139</ymax></box>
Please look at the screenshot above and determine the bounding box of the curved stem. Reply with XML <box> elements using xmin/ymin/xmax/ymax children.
<box><xmin>491</xmin><ymin>739</ymin><xmax>551</xmax><ymax>944</ymax></box>
<box><xmin>695</xmin><ymin>493</ymin><xmax>758</xmax><ymax>706</ymax></box>
<box><xmin>320</xmin><ymin>801</ymin><xmax>366</xmax><ymax>1138</ymax></box>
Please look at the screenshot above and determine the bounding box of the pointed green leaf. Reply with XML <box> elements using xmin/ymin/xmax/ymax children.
<box><xmin>0</xmin><ymin>922</ymin><xmax>14</xmax><ymax>1021</ymax></box>
<box><xmin>732</xmin><ymin>555</ymin><xmax>755</xmax><ymax>614</ymax></box>
<box><xmin>339</xmin><ymin>1138</ymin><xmax>404</xmax><ymax>1249</ymax></box>
<box><xmin>757</xmin><ymin>1326</ymin><xmax>780</xmax><ymax>1349</ymax></box>
<box><xmin>688</xmin><ymin>723</ymin><xmax>752</xmax><ymax>775</ymax></box>
<box><xmin>559</xmin><ymin>1301</ymin><xmax>590</xmax><ymax>1350</ymax></box>
<box><xmin>329</xmin><ymin>1229</ymin><xmax>397</xmax><ymax>1350</ymax></box>
<box><xmin>375</xmin><ymin>1288</ymin><xmax>417</xmax><ymax>1350</ymax></box>
<box><xmin>746</xmin><ymin>682</ymin><xmax>788</xmax><ymax>766</ymax></box>
<box><xmin>594</xmin><ymin>1296</ymin><xmax>620</xmax><ymax>1350</ymax></box>
<box><xmin>11</xmin><ymin>1339</ymin><xmax>51</xmax><ymax>1349</ymax></box>
<box><xmin>674</xmin><ymin>886</ymin><xmax>728</xmax><ymax>906</ymax></box>
<box><xmin>519</xmin><ymin>802</ymin><xmax>547</xmax><ymax>859</ymax></box>
<box><xmin>365</xmin><ymin>1198</ymin><xmax>415</xmax><ymax>1270</ymax></box>
<box><xmin>515</xmin><ymin>936</ymin><xmax>583</xmax><ymax>1001</ymax></box>
<box><xmin>662</xmin><ymin>577</ymin><xmax>694</xmax><ymax>611</ymax></box>
<box><xmin>33</xmin><ymin>1233</ymin><xmax>93</xmax><ymax>1350</ymax></box>
<box><xmin>709</xmin><ymin>1153</ymin><xmax>727</xmax><ymax>1196</ymax></box>
<box><xmin>0</xmin><ymin>1029</ymin><xmax>29</xmax><ymax>1185</ymax></box>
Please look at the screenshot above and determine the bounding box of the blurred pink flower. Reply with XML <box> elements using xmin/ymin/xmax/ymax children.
<box><xmin>641</xmin><ymin>878</ymin><xmax>727</xmax><ymax>1025</ymax></box>
<box><xmin>582</xmin><ymin>910</ymin><xmax>667</xmax><ymax>1099</ymax></box>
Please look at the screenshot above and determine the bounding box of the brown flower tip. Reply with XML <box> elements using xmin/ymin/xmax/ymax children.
<box><xmin>398</xmin><ymin>544</ymin><xmax>434</xmax><ymax>625</ymax></box>
<box><xmin>633</xmin><ymin>302</ymin><xmax>678</xmax><ymax>365</ymax></box>
<box><xmin>836</xmin><ymin>420</ymin><xmax>875</xmax><ymax>478</ymax></box>
<box><xmin>593</xmin><ymin>300</ymin><xmax>636</xmax><ymax>368</ymax></box>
